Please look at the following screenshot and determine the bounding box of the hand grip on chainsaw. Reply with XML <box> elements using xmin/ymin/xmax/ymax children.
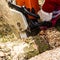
<box><xmin>22</xmin><ymin>6</ymin><xmax>40</xmax><ymax>19</ymax></box>
<box><xmin>8</xmin><ymin>2</ymin><xmax>40</xmax><ymax>19</ymax></box>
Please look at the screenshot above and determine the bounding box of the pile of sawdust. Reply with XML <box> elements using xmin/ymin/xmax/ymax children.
<box><xmin>45</xmin><ymin>28</ymin><xmax>60</xmax><ymax>48</ymax></box>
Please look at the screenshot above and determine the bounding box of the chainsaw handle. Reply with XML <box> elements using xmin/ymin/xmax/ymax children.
<box><xmin>8</xmin><ymin>2</ymin><xmax>40</xmax><ymax>19</ymax></box>
<box><xmin>22</xmin><ymin>6</ymin><xmax>40</xmax><ymax>19</ymax></box>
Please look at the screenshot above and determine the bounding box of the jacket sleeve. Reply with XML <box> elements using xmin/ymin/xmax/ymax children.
<box><xmin>42</xmin><ymin>0</ymin><xmax>56</xmax><ymax>13</ymax></box>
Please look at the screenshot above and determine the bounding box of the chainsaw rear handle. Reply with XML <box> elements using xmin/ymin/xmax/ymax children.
<box><xmin>22</xmin><ymin>6</ymin><xmax>40</xmax><ymax>19</ymax></box>
<box><xmin>8</xmin><ymin>2</ymin><xmax>40</xmax><ymax>19</ymax></box>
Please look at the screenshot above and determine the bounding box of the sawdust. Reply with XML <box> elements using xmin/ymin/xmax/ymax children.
<box><xmin>45</xmin><ymin>28</ymin><xmax>60</xmax><ymax>48</ymax></box>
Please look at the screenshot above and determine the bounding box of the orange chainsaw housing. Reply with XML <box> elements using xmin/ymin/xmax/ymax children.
<box><xmin>16</xmin><ymin>0</ymin><xmax>40</xmax><ymax>19</ymax></box>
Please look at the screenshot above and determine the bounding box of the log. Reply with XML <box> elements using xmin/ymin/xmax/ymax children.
<box><xmin>29</xmin><ymin>47</ymin><xmax>60</xmax><ymax>60</ymax></box>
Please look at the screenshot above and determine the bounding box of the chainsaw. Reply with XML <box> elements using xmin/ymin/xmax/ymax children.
<box><xmin>7</xmin><ymin>0</ymin><xmax>52</xmax><ymax>38</ymax></box>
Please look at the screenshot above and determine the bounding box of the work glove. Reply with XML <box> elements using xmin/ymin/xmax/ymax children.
<box><xmin>38</xmin><ymin>9</ymin><xmax>52</xmax><ymax>22</ymax></box>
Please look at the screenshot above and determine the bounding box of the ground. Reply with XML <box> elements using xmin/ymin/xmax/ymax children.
<box><xmin>0</xmin><ymin>0</ymin><xmax>60</xmax><ymax>60</ymax></box>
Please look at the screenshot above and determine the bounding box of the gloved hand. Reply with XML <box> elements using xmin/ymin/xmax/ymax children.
<box><xmin>38</xmin><ymin>9</ymin><xmax>52</xmax><ymax>22</ymax></box>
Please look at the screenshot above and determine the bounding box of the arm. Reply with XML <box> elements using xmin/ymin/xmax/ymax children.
<box><xmin>38</xmin><ymin>0</ymin><xmax>56</xmax><ymax>21</ymax></box>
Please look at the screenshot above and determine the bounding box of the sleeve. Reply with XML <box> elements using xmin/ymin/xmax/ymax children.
<box><xmin>42</xmin><ymin>0</ymin><xmax>56</xmax><ymax>13</ymax></box>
